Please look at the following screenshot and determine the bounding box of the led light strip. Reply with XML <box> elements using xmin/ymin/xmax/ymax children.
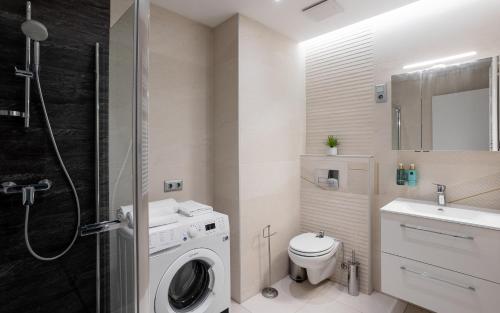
<box><xmin>403</xmin><ymin>51</ymin><xmax>477</xmax><ymax>70</ymax></box>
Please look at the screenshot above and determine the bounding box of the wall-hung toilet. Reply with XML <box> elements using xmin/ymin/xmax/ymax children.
<box><xmin>288</xmin><ymin>232</ymin><xmax>341</xmax><ymax>285</ymax></box>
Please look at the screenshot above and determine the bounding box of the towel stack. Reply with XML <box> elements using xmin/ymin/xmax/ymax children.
<box><xmin>117</xmin><ymin>198</ymin><xmax>179</xmax><ymax>228</ymax></box>
<box><xmin>176</xmin><ymin>200</ymin><xmax>213</xmax><ymax>217</ymax></box>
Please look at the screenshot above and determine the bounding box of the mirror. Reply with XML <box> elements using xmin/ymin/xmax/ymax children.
<box><xmin>392</xmin><ymin>57</ymin><xmax>499</xmax><ymax>151</ymax></box>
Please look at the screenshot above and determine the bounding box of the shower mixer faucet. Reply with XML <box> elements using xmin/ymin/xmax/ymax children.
<box><xmin>1</xmin><ymin>180</ymin><xmax>52</xmax><ymax>206</ymax></box>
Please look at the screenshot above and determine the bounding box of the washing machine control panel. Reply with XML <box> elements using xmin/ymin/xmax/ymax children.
<box><xmin>149</xmin><ymin>213</ymin><xmax>229</xmax><ymax>254</ymax></box>
<box><xmin>188</xmin><ymin>215</ymin><xmax>228</xmax><ymax>238</ymax></box>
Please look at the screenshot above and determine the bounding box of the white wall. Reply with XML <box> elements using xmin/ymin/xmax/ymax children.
<box><xmin>213</xmin><ymin>15</ymin><xmax>241</xmax><ymax>302</ymax></box>
<box><xmin>149</xmin><ymin>5</ymin><xmax>214</xmax><ymax>204</ymax></box>
<box><xmin>238</xmin><ymin>15</ymin><xmax>305</xmax><ymax>301</ymax></box>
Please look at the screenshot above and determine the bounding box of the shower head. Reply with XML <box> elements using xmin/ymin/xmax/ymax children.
<box><xmin>21</xmin><ymin>20</ymin><xmax>48</xmax><ymax>42</ymax></box>
<box><xmin>22</xmin><ymin>20</ymin><xmax>48</xmax><ymax>70</ymax></box>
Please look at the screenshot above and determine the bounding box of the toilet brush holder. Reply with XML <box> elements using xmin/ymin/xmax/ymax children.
<box><xmin>347</xmin><ymin>250</ymin><xmax>360</xmax><ymax>296</ymax></box>
<box><xmin>262</xmin><ymin>225</ymin><xmax>278</xmax><ymax>298</ymax></box>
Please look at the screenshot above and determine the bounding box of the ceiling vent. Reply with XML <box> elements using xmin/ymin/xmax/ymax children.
<box><xmin>302</xmin><ymin>0</ymin><xmax>344</xmax><ymax>22</ymax></box>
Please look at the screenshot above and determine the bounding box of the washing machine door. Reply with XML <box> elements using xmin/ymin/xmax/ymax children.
<box><xmin>155</xmin><ymin>248</ymin><xmax>225</xmax><ymax>313</ymax></box>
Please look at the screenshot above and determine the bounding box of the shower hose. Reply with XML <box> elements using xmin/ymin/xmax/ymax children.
<box><xmin>24</xmin><ymin>67</ymin><xmax>81</xmax><ymax>261</ymax></box>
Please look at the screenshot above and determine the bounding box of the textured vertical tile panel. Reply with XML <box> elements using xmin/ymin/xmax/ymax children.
<box><xmin>300</xmin><ymin>156</ymin><xmax>373</xmax><ymax>294</ymax></box>
<box><xmin>304</xmin><ymin>28</ymin><xmax>375</xmax><ymax>155</ymax></box>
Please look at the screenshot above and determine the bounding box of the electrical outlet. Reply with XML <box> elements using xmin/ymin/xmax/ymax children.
<box><xmin>164</xmin><ymin>179</ymin><xmax>183</xmax><ymax>192</ymax></box>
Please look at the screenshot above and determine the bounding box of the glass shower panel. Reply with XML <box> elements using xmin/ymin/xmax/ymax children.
<box><xmin>107</xmin><ymin>2</ymin><xmax>135</xmax><ymax>313</ymax></box>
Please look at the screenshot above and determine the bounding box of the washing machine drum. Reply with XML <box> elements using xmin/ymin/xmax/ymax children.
<box><xmin>155</xmin><ymin>248</ymin><xmax>225</xmax><ymax>313</ymax></box>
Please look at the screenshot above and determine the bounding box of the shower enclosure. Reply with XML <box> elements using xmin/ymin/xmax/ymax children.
<box><xmin>0</xmin><ymin>0</ymin><xmax>149</xmax><ymax>313</ymax></box>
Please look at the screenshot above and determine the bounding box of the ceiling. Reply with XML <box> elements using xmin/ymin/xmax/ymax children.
<box><xmin>151</xmin><ymin>0</ymin><xmax>420</xmax><ymax>41</ymax></box>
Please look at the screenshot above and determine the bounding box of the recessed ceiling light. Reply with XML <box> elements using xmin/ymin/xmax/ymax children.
<box><xmin>403</xmin><ymin>51</ymin><xmax>477</xmax><ymax>70</ymax></box>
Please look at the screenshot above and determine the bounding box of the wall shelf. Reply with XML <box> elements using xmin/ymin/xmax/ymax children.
<box><xmin>0</xmin><ymin>109</ymin><xmax>25</xmax><ymax>118</ymax></box>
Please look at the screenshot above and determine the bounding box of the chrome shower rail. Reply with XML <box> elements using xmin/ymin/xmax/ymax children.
<box><xmin>95</xmin><ymin>42</ymin><xmax>101</xmax><ymax>313</ymax></box>
<box><xmin>24</xmin><ymin>1</ymin><xmax>31</xmax><ymax>127</ymax></box>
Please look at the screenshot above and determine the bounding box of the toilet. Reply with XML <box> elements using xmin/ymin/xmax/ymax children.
<box><xmin>288</xmin><ymin>232</ymin><xmax>341</xmax><ymax>285</ymax></box>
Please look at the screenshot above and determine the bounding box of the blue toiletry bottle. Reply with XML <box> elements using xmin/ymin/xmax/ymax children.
<box><xmin>407</xmin><ymin>163</ymin><xmax>417</xmax><ymax>187</ymax></box>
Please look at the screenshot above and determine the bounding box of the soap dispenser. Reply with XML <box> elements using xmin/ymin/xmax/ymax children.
<box><xmin>407</xmin><ymin>163</ymin><xmax>417</xmax><ymax>187</ymax></box>
<box><xmin>396</xmin><ymin>163</ymin><xmax>406</xmax><ymax>185</ymax></box>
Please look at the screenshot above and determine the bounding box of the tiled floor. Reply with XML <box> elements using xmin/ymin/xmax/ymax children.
<box><xmin>230</xmin><ymin>277</ymin><xmax>433</xmax><ymax>313</ymax></box>
<box><xmin>404</xmin><ymin>304</ymin><xmax>433</xmax><ymax>313</ymax></box>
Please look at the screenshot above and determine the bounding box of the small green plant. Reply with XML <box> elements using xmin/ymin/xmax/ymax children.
<box><xmin>326</xmin><ymin>135</ymin><xmax>339</xmax><ymax>148</ymax></box>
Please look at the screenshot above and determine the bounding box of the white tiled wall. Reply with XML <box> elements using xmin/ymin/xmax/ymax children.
<box><xmin>148</xmin><ymin>5</ymin><xmax>214</xmax><ymax>204</ymax></box>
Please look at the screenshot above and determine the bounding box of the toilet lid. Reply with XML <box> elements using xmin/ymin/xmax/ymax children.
<box><xmin>289</xmin><ymin>233</ymin><xmax>335</xmax><ymax>255</ymax></box>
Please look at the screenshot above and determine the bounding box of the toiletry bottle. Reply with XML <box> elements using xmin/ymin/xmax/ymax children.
<box><xmin>407</xmin><ymin>163</ymin><xmax>417</xmax><ymax>187</ymax></box>
<box><xmin>396</xmin><ymin>163</ymin><xmax>406</xmax><ymax>185</ymax></box>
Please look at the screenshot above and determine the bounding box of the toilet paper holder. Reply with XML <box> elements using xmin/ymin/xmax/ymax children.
<box><xmin>262</xmin><ymin>225</ymin><xmax>278</xmax><ymax>298</ymax></box>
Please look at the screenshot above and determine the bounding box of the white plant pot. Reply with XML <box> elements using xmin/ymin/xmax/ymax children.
<box><xmin>327</xmin><ymin>147</ymin><xmax>338</xmax><ymax>156</ymax></box>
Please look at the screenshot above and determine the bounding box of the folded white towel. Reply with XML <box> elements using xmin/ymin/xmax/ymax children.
<box><xmin>150</xmin><ymin>198</ymin><xmax>178</xmax><ymax>217</ymax></box>
<box><xmin>150</xmin><ymin>215</ymin><xmax>179</xmax><ymax>228</ymax></box>
<box><xmin>176</xmin><ymin>200</ymin><xmax>213</xmax><ymax>217</ymax></box>
<box><xmin>125</xmin><ymin>211</ymin><xmax>134</xmax><ymax>228</ymax></box>
<box><xmin>118</xmin><ymin>198</ymin><xmax>180</xmax><ymax>228</ymax></box>
<box><xmin>117</xmin><ymin>204</ymin><xmax>133</xmax><ymax>221</ymax></box>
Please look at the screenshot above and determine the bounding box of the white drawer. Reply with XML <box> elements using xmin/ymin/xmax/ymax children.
<box><xmin>381</xmin><ymin>253</ymin><xmax>500</xmax><ymax>313</ymax></box>
<box><xmin>381</xmin><ymin>211</ymin><xmax>500</xmax><ymax>283</ymax></box>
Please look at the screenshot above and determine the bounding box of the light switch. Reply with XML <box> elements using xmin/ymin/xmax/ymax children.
<box><xmin>375</xmin><ymin>84</ymin><xmax>387</xmax><ymax>103</ymax></box>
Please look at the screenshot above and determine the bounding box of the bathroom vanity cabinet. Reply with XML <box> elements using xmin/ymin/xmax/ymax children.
<box><xmin>381</xmin><ymin>198</ymin><xmax>500</xmax><ymax>313</ymax></box>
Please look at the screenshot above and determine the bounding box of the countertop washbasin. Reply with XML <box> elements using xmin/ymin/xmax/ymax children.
<box><xmin>381</xmin><ymin>198</ymin><xmax>500</xmax><ymax>231</ymax></box>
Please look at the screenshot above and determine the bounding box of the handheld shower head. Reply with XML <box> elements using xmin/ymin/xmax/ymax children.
<box><xmin>21</xmin><ymin>20</ymin><xmax>48</xmax><ymax>42</ymax></box>
<box><xmin>21</xmin><ymin>20</ymin><xmax>48</xmax><ymax>70</ymax></box>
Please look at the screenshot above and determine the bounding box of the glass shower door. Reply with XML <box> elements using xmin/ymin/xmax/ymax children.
<box><xmin>106</xmin><ymin>2</ymin><xmax>136</xmax><ymax>313</ymax></box>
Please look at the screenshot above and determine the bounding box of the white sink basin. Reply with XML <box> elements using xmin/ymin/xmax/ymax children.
<box><xmin>381</xmin><ymin>198</ymin><xmax>500</xmax><ymax>230</ymax></box>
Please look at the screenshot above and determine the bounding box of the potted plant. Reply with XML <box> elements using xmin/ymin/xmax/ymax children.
<box><xmin>325</xmin><ymin>135</ymin><xmax>339</xmax><ymax>156</ymax></box>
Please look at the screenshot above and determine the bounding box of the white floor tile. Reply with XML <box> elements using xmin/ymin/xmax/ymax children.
<box><xmin>241</xmin><ymin>277</ymin><xmax>323</xmax><ymax>313</ymax></box>
<box><xmin>306</xmin><ymin>281</ymin><xmax>345</xmax><ymax>306</ymax></box>
<box><xmin>404</xmin><ymin>304</ymin><xmax>434</xmax><ymax>313</ymax></box>
<box><xmin>299</xmin><ymin>300</ymin><xmax>362</xmax><ymax>313</ymax></box>
<box><xmin>240</xmin><ymin>277</ymin><xmax>402</xmax><ymax>313</ymax></box>
<box><xmin>231</xmin><ymin>300</ymin><xmax>251</xmax><ymax>313</ymax></box>
<box><xmin>334</xmin><ymin>285</ymin><xmax>399</xmax><ymax>313</ymax></box>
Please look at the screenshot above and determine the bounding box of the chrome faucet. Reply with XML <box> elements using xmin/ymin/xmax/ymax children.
<box><xmin>434</xmin><ymin>183</ymin><xmax>447</xmax><ymax>206</ymax></box>
<box><xmin>316</xmin><ymin>230</ymin><xmax>325</xmax><ymax>238</ymax></box>
<box><xmin>1</xmin><ymin>180</ymin><xmax>52</xmax><ymax>206</ymax></box>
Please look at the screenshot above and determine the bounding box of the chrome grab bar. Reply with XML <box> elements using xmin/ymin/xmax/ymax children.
<box><xmin>400</xmin><ymin>224</ymin><xmax>474</xmax><ymax>240</ymax></box>
<box><xmin>400</xmin><ymin>266</ymin><xmax>476</xmax><ymax>291</ymax></box>
<box><xmin>80</xmin><ymin>220</ymin><xmax>121</xmax><ymax>236</ymax></box>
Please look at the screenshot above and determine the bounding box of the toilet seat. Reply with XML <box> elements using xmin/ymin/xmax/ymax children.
<box><xmin>289</xmin><ymin>233</ymin><xmax>336</xmax><ymax>257</ymax></box>
<box><xmin>289</xmin><ymin>246</ymin><xmax>334</xmax><ymax>257</ymax></box>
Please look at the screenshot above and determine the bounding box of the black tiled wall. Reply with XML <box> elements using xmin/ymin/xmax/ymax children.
<box><xmin>0</xmin><ymin>1</ymin><xmax>109</xmax><ymax>313</ymax></box>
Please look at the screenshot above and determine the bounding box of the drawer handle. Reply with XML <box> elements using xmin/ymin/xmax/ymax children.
<box><xmin>400</xmin><ymin>224</ymin><xmax>474</xmax><ymax>240</ymax></box>
<box><xmin>400</xmin><ymin>266</ymin><xmax>476</xmax><ymax>291</ymax></box>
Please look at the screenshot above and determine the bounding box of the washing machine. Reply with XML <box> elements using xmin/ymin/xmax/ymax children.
<box><xmin>149</xmin><ymin>211</ymin><xmax>230</xmax><ymax>313</ymax></box>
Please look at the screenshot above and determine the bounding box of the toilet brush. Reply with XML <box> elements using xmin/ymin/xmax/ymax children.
<box><xmin>262</xmin><ymin>225</ymin><xmax>278</xmax><ymax>298</ymax></box>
